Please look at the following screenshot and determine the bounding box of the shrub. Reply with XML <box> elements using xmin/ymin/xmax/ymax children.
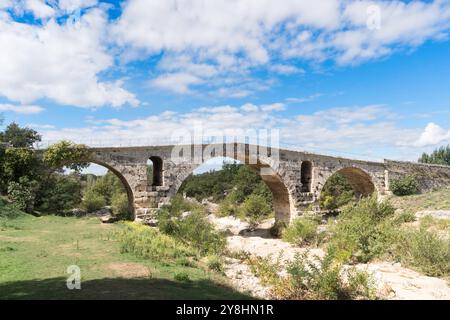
<box><xmin>390</xmin><ymin>175</ymin><xmax>419</xmax><ymax>196</ymax></box>
<box><xmin>158</xmin><ymin>198</ymin><xmax>226</xmax><ymax>256</ymax></box>
<box><xmin>36</xmin><ymin>173</ymin><xmax>82</xmax><ymax>215</ymax></box>
<box><xmin>7</xmin><ymin>177</ymin><xmax>39</xmax><ymax>213</ymax></box>
<box><xmin>116</xmin><ymin>222</ymin><xmax>196</xmax><ymax>262</ymax></box>
<box><xmin>175</xmin><ymin>257</ymin><xmax>196</xmax><ymax>267</ymax></box>
<box><xmin>239</xmin><ymin>194</ymin><xmax>272</xmax><ymax>228</ymax></box>
<box><xmin>392</xmin><ymin>210</ymin><xmax>416</xmax><ymax>224</ymax></box>
<box><xmin>247</xmin><ymin>254</ymin><xmax>283</xmax><ymax>287</ymax></box>
<box><xmin>207</xmin><ymin>255</ymin><xmax>224</xmax><ymax>273</ymax></box>
<box><xmin>82</xmin><ymin>189</ymin><xmax>106</xmax><ymax>213</ymax></box>
<box><xmin>174</xmin><ymin>272</ymin><xmax>190</xmax><ymax>282</ymax></box>
<box><xmin>392</xmin><ymin>228</ymin><xmax>450</xmax><ymax>277</ymax></box>
<box><xmin>0</xmin><ymin>198</ymin><xmax>26</xmax><ymax>219</ymax></box>
<box><xmin>217</xmin><ymin>191</ymin><xmax>239</xmax><ymax>217</ymax></box>
<box><xmin>112</xmin><ymin>193</ymin><xmax>132</xmax><ymax>220</ymax></box>
<box><xmin>320</xmin><ymin>173</ymin><xmax>355</xmax><ymax>210</ymax></box>
<box><xmin>278</xmin><ymin>249</ymin><xmax>376</xmax><ymax>300</ymax></box>
<box><xmin>160</xmin><ymin>194</ymin><xmax>205</xmax><ymax>216</ymax></box>
<box><xmin>282</xmin><ymin>217</ymin><xmax>319</xmax><ymax>246</ymax></box>
<box><xmin>328</xmin><ymin>195</ymin><xmax>396</xmax><ymax>263</ymax></box>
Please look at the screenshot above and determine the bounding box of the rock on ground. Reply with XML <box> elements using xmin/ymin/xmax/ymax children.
<box><xmin>355</xmin><ymin>262</ymin><xmax>450</xmax><ymax>300</ymax></box>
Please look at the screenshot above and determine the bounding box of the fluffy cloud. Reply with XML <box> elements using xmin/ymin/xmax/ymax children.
<box><xmin>0</xmin><ymin>3</ymin><xmax>138</xmax><ymax>108</ymax></box>
<box><xmin>37</xmin><ymin>103</ymin><xmax>432</xmax><ymax>161</ymax></box>
<box><xmin>58</xmin><ymin>0</ymin><xmax>98</xmax><ymax>12</ymax></box>
<box><xmin>112</xmin><ymin>0</ymin><xmax>450</xmax><ymax>94</ymax></box>
<box><xmin>25</xmin><ymin>0</ymin><xmax>55</xmax><ymax>19</ymax></box>
<box><xmin>414</xmin><ymin>123</ymin><xmax>450</xmax><ymax>147</ymax></box>
<box><xmin>0</xmin><ymin>103</ymin><xmax>44</xmax><ymax>114</ymax></box>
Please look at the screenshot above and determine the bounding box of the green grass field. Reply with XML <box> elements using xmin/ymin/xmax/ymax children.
<box><xmin>0</xmin><ymin>213</ymin><xmax>250</xmax><ymax>300</ymax></box>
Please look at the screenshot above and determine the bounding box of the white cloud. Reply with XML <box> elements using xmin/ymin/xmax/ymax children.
<box><xmin>414</xmin><ymin>122</ymin><xmax>450</xmax><ymax>147</ymax></box>
<box><xmin>36</xmin><ymin>102</ymin><xmax>430</xmax><ymax>161</ymax></box>
<box><xmin>286</xmin><ymin>93</ymin><xmax>322</xmax><ymax>104</ymax></box>
<box><xmin>0</xmin><ymin>1</ymin><xmax>12</xmax><ymax>10</ymax></box>
<box><xmin>111</xmin><ymin>0</ymin><xmax>450</xmax><ymax>94</ymax></box>
<box><xmin>58</xmin><ymin>0</ymin><xmax>97</xmax><ymax>12</ymax></box>
<box><xmin>261</xmin><ymin>103</ymin><xmax>286</xmax><ymax>112</ymax></box>
<box><xmin>26</xmin><ymin>123</ymin><xmax>55</xmax><ymax>129</ymax></box>
<box><xmin>0</xmin><ymin>5</ymin><xmax>138</xmax><ymax>108</ymax></box>
<box><xmin>0</xmin><ymin>103</ymin><xmax>44</xmax><ymax>114</ymax></box>
<box><xmin>25</xmin><ymin>0</ymin><xmax>55</xmax><ymax>19</ymax></box>
<box><xmin>151</xmin><ymin>73</ymin><xmax>203</xmax><ymax>94</ymax></box>
<box><xmin>270</xmin><ymin>64</ymin><xmax>305</xmax><ymax>75</ymax></box>
<box><xmin>241</xmin><ymin>103</ymin><xmax>259</xmax><ymax>112</ymax></box>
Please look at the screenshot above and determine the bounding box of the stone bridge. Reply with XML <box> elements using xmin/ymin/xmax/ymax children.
<box><xmin>82</xmin><ymin>143</ymin><xmax>450</xmax><ymax>224</ymax></box>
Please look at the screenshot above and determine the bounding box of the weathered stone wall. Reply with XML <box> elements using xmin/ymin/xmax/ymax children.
<box><xmin>385</xmin><ymin>160</ymin><xmax>450</xmax><ymax>193</ymax></box>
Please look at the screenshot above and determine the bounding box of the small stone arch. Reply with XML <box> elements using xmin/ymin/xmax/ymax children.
<box><xmin>148</xmin><ymin>156</ymin><xmax>163</xmax><ymax>187</ymax></box>
<box><xmin>300</xmin><ymin>161</ymin><xmax>313</xmax><ymax>192</ymax></box>
<box><xmin>320</xmin><ymin>166</ymin><xmax>377</xmax><ymax>199</ymax></box>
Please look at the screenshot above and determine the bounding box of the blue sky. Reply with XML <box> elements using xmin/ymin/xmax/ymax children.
<box><xmin>1</xmin><ymin>0</ymin><xmax>450</xmax><ymax>163</ymax></box>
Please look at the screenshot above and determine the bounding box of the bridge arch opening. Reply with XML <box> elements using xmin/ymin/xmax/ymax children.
<box><xmin>175</xmin><ymin>156</ymin><xmax>293</xmax><ymax>225</ymax></box>
<box><xmin>300</xmin><ymin>161</ymin><xmax>312</xmax><ymax>192</ymax></box>
<box><xmin>147</xmin><ymin>156</ymin><xmax>163</xmax><ymax>187</ymax></box>
<box><xmin>63</xmin><ymin>162</ymin><xmax>135</xmax><ymax>220</ymax></box>
<box><xmin>319</xmin><ymin>167</ymin><xmax>375</xmax><ymax>211</ymax></box>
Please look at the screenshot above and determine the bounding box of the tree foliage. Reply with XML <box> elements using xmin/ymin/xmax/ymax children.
<box><xmin>390</xmin><ymin>174</ymin><xmax>419</xmax><ymax>196</ymax></box>
<box><xmin>419</xmin><ymin>145</ymin><xmax>450</xmax><ymax>166</ymax></box>
<box><xmin>43</xmin><ymin>141</ymin><xmax>91</xmax><ymax>172</ymax></box>
<box><xmin>179</xmin><ymin>162</ymin><xmax>272</xmax><ymax>205</ymax></box>
<box><xmin>320</xmin><ymin>173</ymin><xmax>355</xmax><ymax>210</ymax></box>
<box><xmin>0</xmin><ymin>122</ymin><xmax>41</xmax><ymax>148</ymax></box>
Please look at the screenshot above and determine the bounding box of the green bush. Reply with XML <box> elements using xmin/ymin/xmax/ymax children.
<box><xmin>7</xmin><ymin>177</ymin><xmax>39</xmax><ymax>213</ymax></box>
<box><xmin>282</xmin><ymin>217</ymin><xmax>319</xmax><ymax>246</ymax></box>
<box><xmin>207</xmin><ymin>255</ymin><xmax>224</xmax><ymax>273</ymax></box>
<box><xmin>390</xmin><ymin>175</ymin><xmax>419</xmax><ymax>196</ymax></box>
<box><xmin>112</xmin><ymin>193</ymin><xmax>132</xmax><ymax>220</ymax></box>
<box><xmin>239</xmin><ymin>194</ymin><xmax>272</xmax><ymax>228</ymax></box>
<box><xmin>158</xmin><ymin>197</ymin><xmax>226</xmax><ymax>255</ymax></box>
<box><xmin>328</xmin><ymin>195</ymin><xmax>396</xmax><ymax>263</ymax></box>
<box><xmin>247</xmin><ymin>254</ymin><xmax>284</xmax><ymax>287</ymax></box>
<box><xmin>116</xmin><ymin>222</ymin><xmax>197</xmax><ymax>261</ymax></box>
<box><xmin>160</xmin><ymin>194</ymin><xmax>205</xmax><ymax>216</ymax></box>
<box><xmin>217</xmin><ymin>191</ymin><xmax>239</xmax><ymax>217</ymax></box>
<box><xmin>82</xmin><ymin>189</ymin><xmax>106</xmax><ymax>213</ymax></box>
<box><xmin>281</xmin><ymin>249</ymin><xmax>376</xmax><ymax>300</ymax></box>
<box><xmin>0</xmin><ymin>197</ymin><xmax>26</xmax><ymax>219</ymax></box>
<box><xmin>36</xmin><ymin>173</ymin><xmax>82</xmax><ymax>214</ymax></box>
<box><xmin>320</xmin><ymin>173</ymin><xmax>356</xmax><ymax>210</ymax></box>
<box><xmin>392</xmin><ymin>228</ymin><xmax>450</xmax><ymax>277</ymax></box>
<box><xmin>174</xmin><ymin>272</ymin><xmax>190</xmax><ymax>282</ymax></box>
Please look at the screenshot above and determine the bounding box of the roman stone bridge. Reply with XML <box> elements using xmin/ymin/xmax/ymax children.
<box><xmin>82</xmin><ymin>143</ymin><xmax>450</xmax><ymax>224</ymax></box>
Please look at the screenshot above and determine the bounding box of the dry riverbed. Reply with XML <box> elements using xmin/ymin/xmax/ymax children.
<box><xmin>207</xmin><ymin>213</ymin><xmax>450</xmax><ymax>300</ymax></box>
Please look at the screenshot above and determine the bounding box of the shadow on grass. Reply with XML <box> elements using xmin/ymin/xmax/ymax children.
<box><xmin>0</xmin><ymin>277</ymin><xmax>254</xmax><ymax>300</ymax></box>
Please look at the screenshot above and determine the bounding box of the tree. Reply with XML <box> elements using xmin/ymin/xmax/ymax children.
<box><xmin>3</xmin><ymin>148</ymin><xmax>40</xmax><ymax>183</ymax></box>
<box><xmin>43</xmin><ymin>141</ymin><xmax>91</xmax><ymax>172</ymax></box>
<box><xmin>419</xmin><ymin>145</ymin><xmax>450</xmax><ymax>166</ymax></box>
<box><xmin>0</xmin><ymin>122</ymin><xmax>41</xmax><ymax>148</ymax></box>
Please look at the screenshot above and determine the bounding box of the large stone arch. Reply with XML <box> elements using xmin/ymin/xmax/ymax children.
<box><xmin>167</xmin><ymin>154</ymin><xmax>295</xmax><ymax>224</ymax></box>
<box><xmin>317</xmin><ymin>166</ymin><xmax>378</xmax><ymax>204</ymax></box>
<box><xmin>83</xmin><ymin>160</ymin><xmax>136</xmax><ymax>219</ymax></box>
